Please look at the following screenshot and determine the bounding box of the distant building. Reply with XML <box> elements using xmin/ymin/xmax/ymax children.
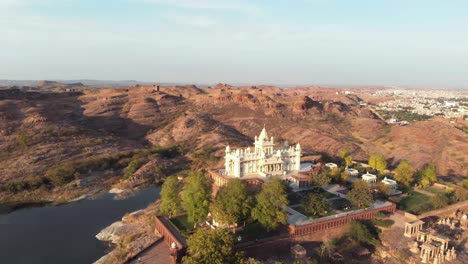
<box><xmin>209</xmin><ymin>127</ymin><xmax>303</xmax><ymax>187</ymax></box>
<box><xmin>224</xmin><ymin>127</ymin><xmax>301</xmax><ymax>178</ymax></box>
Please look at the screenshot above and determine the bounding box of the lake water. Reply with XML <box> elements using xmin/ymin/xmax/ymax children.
<box><xmin>0</xmin><ymin>187</ymin><xmax>160</xmax><ymax>264</ymax></box>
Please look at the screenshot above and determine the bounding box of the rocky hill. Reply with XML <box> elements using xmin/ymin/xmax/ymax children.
<box><xmin>0</xmin><ymin>84</ymin><xmax>466</xmax><ymax>191</ymax></box>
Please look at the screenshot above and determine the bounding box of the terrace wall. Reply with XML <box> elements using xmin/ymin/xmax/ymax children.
<box><xmin>289</xmin><ymin>202</ymin><xmax>396</xmax><ymax>237</ymax></box>
<box><xmin>154</xmin><ymin>215</ymin><xmax>187</xmax><ymax>259</ymax></box>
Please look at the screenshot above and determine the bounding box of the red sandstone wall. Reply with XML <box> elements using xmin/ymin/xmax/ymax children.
<box><xmin>289</xmin><ymin>203</ymin><xmax>396</xmax><ymax>236</ymax></box>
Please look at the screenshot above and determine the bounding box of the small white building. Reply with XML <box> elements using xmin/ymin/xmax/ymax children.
<box><xmin>325</xmin><ymin>163</ymin><xmax>338</xmax><ymax>170</ymax></box>
<box><xmin>361</xmin><ymin>172</ymin><xmax>377</xmax><ymax>187</ymax></box>
<box><xmin>381</xmin><ymin>177</ymin><xmax>399</xmax><ymax>194</ymax></box>
<box><xmin>345</xmin><ymin>166</ymin><xmax>359</xmax><ymax>177</ymax></box>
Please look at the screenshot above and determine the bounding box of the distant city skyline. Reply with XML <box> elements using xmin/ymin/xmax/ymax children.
<box><xmin>2</xmin><ymin>0</ymin><xmax>468</xmax><ymax>88</ymax></box>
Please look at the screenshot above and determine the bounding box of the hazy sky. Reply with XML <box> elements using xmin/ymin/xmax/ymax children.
<box><xmin>1</xmin><ymin>0</ymin><xmax>468</xmax><ymax>87</ymax></box>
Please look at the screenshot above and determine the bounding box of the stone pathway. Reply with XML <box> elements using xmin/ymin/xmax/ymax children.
<box><xmin>413</xmin><ymin>187</ymin><xmax>436</xmax><ymax>197</ymax></box>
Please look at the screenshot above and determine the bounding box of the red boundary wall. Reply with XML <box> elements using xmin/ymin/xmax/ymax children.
<box><xmin>289</xmin><ymin>202</ymin><xmax>396</xmax><ymax>236</ymax></box>
<box><xmin>154</xmin><ymin>215</ymin><xmax>187</xmax><ymax>259</ymax></box>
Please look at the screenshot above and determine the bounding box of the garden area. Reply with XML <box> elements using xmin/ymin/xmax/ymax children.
<box><xmin>236</xmin><ymin>221</ymin><xmax>281</xmax><ymax>243</ymax></box>
<box><xmin>169</xmin><ymin>214</ymin><xmax>195</xmax><ymax>237</ymax></box>
<box><xmin>288</xmin><ymin>187</ymin><xmax>340</xmax><ymax>205</ymax></box>
<box><xmin>390</xmin><ymin>191</ymin><xmax>432</xmax><ymax>215</ymax></box>
<box><xmin>329</xmin><ymin>197</ymin><xmax>352</xmax><ymax>211</ymax></box>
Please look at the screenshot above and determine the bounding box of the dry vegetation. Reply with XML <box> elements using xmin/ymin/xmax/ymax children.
<box><xmin>1</xmin><ymin>83</ymin><xmax>467</xmax><ymax>202</ymax></box>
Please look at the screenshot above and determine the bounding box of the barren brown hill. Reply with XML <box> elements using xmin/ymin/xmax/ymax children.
<box><xmin>0</xmin><ymin>84</ymin><xmax>466</xmax><ymax>189</ymax></box>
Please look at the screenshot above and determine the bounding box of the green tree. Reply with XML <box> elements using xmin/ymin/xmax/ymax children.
<box><xmin>340</xmin><ymin>148</ymin><xmax>353</xmax><ymax>167</ymax></box>
<box><xmin>328</xmin><ymin>168</ymin><xmax>341</xmax><ymax>182</ymax></box>
<box><xmin>45</xmin><ymin>164</ymin><xmax>76</xmax><ymax>186</ymax></box>
<box><xmin>348</xmin><ymin>220</ymin><xmax>376</xmax><ymax>245</ymax></box>
<box><xmin>181</xmin><ymin>171</ymin><xmax>212</xmax><ymax>225</ymax></box>
<box><xmin>418</xmin><ymin>165</ymin><xmax>437</xmax><ymax>188</ymax></box>
<box><xmin>252</xmin><ymin>177</ymin><xmax>288</xmax><ymax>231</ymax></box>
<box><xmin>462</xmin><ymin>179</ymin><xmax>468</xmax><ymax>189</ymax></box>
<box><xmin>341</xmin><ymin>171</ymin><xmax>350</xmax><ymax>182</ymax></box>
<box><xmin>319</xmin><ymin>239</ymin><xmax>336</xmax><ymax>259</ymax></box>
<box><xmin>430</xmin><ymin>193</ymin><xmax>448</xmax><ymax>209</ymax></box>
<box><xmin>376</xmin><ymin>182</ymin><xmax>391</xmax><ymax>197</ymax></box>
<box><xmin>311</xmin><ymin>170</ymin><xmax>331</xmax><ymax>186</ymax></box>
<box><xmin>368</xmin><ymin>153</ymin><xmax>387</xmax><ymax>173</ymax></box>
<box><xmin>393</xmin><ymin>160</ymin><xmax>415</xmax><ymax>186</ymax></box>
<box><xmin>348</xmin><ymin>181</ymin><xmax>374</xmax><ymax>209</ymax></box>
<box><xmin>303</xmin><ymin>193</ymin><xmax>329</xmax><ymax>216</ymax></box>
<box><xmin>159</xmin><ymin>175</ymin><xmax>181</xmax><ymax>217</ymax></box>
<box><xmin>182</xmin><ymin>228</ymin><xmax>244</xmax><ymax>264</ymax></box>
<box><xmin>210</xmin><ymin>178</ymin><xmax>253</xmax><ymax>230</ymax></box>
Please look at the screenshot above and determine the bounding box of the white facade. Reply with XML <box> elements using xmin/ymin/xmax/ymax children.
<box><xmin>382</xmin><ymin>177</ymin><xmax>398</xmax><ymax>194</ymax></box>
<box><xmin>224</xmin><ymin>127</ymin><xmax>301</xmax><ymax>178</ymax></box>
<box><xmin>345</xmin><ymin>166</ymin><xmax>359</xmax><ymax>177</ymax></box>
<box><xmin>325</xmin><ymin>163</ymin><xmax>338</xmax><ymax>170</ymax></box>
<box><xmin>362</xmin><ymin>172</ymin><xmax>377</xmax><ymax>187</ymax></box>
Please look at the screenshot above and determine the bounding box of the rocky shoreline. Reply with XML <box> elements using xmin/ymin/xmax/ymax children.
<box><xmin>94</xmin><ymin>200</ymin><xmax>162</xmax><ymax>264</ymax></box>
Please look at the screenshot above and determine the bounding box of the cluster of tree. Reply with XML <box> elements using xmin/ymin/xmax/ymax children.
<box><xmin>368</xmin><ymin>154</ymin><xmax>387</xmax><ymax>174</ymax></box>
<box><xmin>347</xmin><ymin>181</ymin><xmax>374</xmax><ymax>209</ymax></box>
<box><xmin>0</xmin><ymin>176</ymin><xmax>51</xmax><ymax>193</ymax></box>
<box><xmin>181</xmin><ymin>171</ymin><xmax>212</xmax><ymax>226</ymax></box>
<box><xmin>251</xmin><ymin>177</ymin><xmax>289</xmax><ymax>231</ymax></box>
<box><xmin>160</xmin><ymin>173</ymin><xmax>289</xmax><ymax>232</ymax></box>
<box><xmin>159</xmin><ymin>175</ymin><xmax>181</xmax><ymax>217</ymax></box>
<box><xmin>393</xmin><ymin>161</ymin><xmax>438</xmax><ymax>188</ymax></box>
<box><xmin>159</xmin><ymin>174</ymin><xmax>290</xmax><ymax>263</ymax></box>
<box><xmin>311</xmin><ymin>170</ymin><xmax>331</xmax><ymax>186</ymax></box>
<box><xmin>339</xmin><ymin>148</ymin><xmax>353</xmax><ymax>167</ymax></box>
<box><xmin>393</xmin><ymin>160</ymin><xmax>415</xmax><ymax>186</ymax></box>
<box><xmin>417</xmin><ymin>165</ymin><xmax>437</xmax><ymax>188</ymax></box>
<box><xmin>303</xmin><ymin>193</ymin><xmax>329</xmax><ymax>216</ymax></box>
<box><xmin>347</xmin><ymin>220</ymin><xmax>379</xmax><ymax>247</ymax></box>
<box><xmin>210</xmin><ymin>178</ymin><xmax>253</xmax><ymax>232</ymax></box>
<box><xmin>182</xmin><ymin>228</ymin><xmax>246</xmax><ymax>264</ymax></box>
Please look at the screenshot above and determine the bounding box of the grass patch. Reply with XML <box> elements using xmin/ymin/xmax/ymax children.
<box><xmin>397</xmin><ymin>191</ymin><xmax>432</xmax><ymax>215</ymax></box>
<box><xmin>373</xmin><ymin>219</ymin><xmax>394</xmax><ymax>227</ymax></box>
<box><xmin>292</xmin><ymin>205</ymin><xmax>335</xmax><ymax>219</ymax></box>
<box><xmin>329</xmin><ymin>198</ymin><xmax>352</xmax><ymax>211</ymax></box>
<box><xmin>237</xmin><ymin>221</ymin><xmax>279</xmax><ymax>242</ymax></box>
<box><xmin>295</xmin><ymin>188</ymin><xmax>339</xmax><ymax>199</ymax></box>
<box><xmin>423</xmin><ymin>186</ymin><xmax>449</xmax><ymax>195</ymax></box>
<box><xmin>287</xmin><ymin>192</ymin><xmax>302</xmax><ymax>205</ymax></box>
<box><xmin>169</xmin><ymin>215</ymin><xmax>194</xmax><ymax>236</ymax></box>
<box><xmin>321</xmin><ymin>190</ymin><xmax>340</xmax><ymax>199</ymax></box>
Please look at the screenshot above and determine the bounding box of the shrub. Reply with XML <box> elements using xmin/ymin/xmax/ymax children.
<box><xmin>373</xmin><ymin>219</ymin><xmax>394</xmax><ymax>227</ymax></box>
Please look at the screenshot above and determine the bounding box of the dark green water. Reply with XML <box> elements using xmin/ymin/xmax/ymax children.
<box><xmin>0</xmin><ymin>187</ymin><xmax>160</xmax><ymax>264</ymax></box>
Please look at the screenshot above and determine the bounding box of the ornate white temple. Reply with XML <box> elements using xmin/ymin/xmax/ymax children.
<box><xmin>224</xmin><ymin>127</ymin><xmax>301</xmax><ymax>178</ymax></box>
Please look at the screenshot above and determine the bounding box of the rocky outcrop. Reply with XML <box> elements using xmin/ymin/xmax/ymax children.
<box><xmin>293</xmin><ymin>96</ymin><xmax>323</xmax><ymax>114</ymax></box>
<box><xmin>95</xmin><ymin>221</ymin><xmax>129</xmax><ymax>244</ymax></box>
<box><xmin>94</xmin><ymin>209</ymin><xmax>160</xmax><ymax>264</ymax></box>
